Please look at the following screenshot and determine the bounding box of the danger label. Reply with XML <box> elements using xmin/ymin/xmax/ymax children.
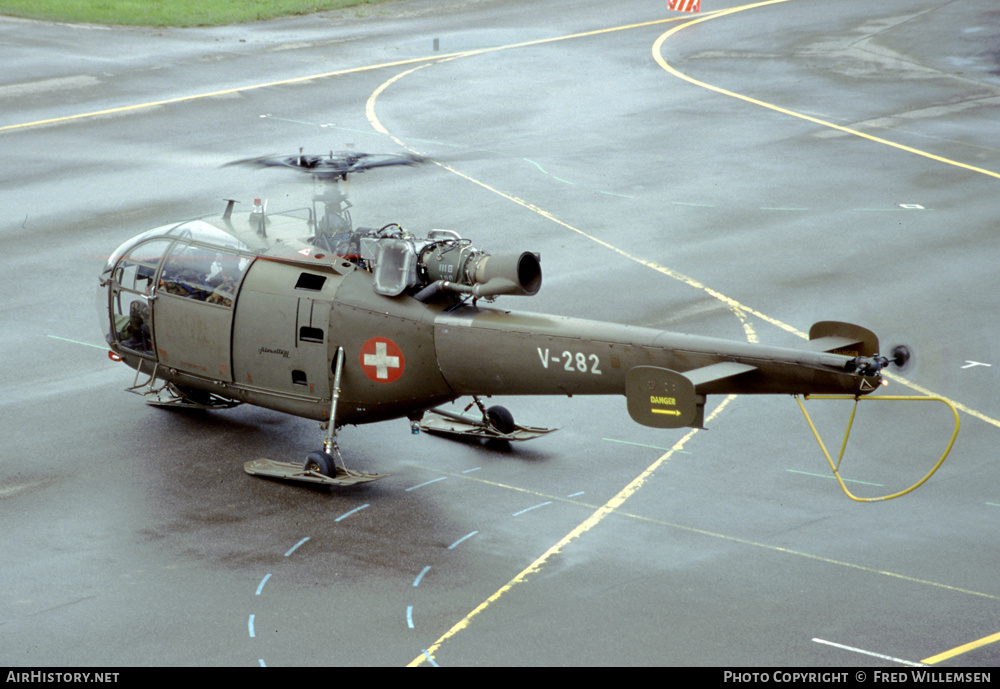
<box><xmin>359</xmin><ymin>337</ymin><xmax>405</xmax><ymax>383</ymax></box>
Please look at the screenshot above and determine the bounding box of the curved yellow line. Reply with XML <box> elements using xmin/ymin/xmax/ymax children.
<box><xmin>0</xmin><ymin>55</ymin><xmax>461</xmax><ymax>133</ymax></box>
<box><xmin>1</xmin><ymin>16</ymin><xmax>688</xmax><ymax>134</ymax></box>
<box><xmin>650</xmin><ymin>1</ymin><xmax>1000</xmax><ymax>429</ymax></box>
<box><xmin>368</xmin><ymin>4</ymin><xmax>1000</xmax><ymax>666</ymax></box>
<box><xmin>651</xmin><ymin>0</ymin><xmax>1000</xmax><ymax>180</ymax></box>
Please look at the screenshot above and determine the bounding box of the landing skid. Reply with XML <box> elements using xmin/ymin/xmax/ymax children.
<box><xmin>137</xmin><ymin>384</ymin><xmax>241</xmax><ymax>409</ymax></box>
<box><xmin>244</xmin><ymin>347</ymin><xmax>386</xmax><ymax>488</ymax></box>
<box><xmin>243</xmin><ymin>458</ymin><xmax>386</xmax><ymax>487</ymax></box>
<box><xmin>417</xmin><ymin>400</ymin><xmax>558</xmax><ymax>442</ymax></box>
<box><xmin>125</xmin><ymin>362</ymin><xmax>240</xmax><ymax>409</ymax></box>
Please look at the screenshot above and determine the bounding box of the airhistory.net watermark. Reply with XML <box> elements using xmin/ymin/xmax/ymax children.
<box><xmin>6</xmin><ymin>673</ymin><xmax>119</xmax><ymax>684</ymax></box>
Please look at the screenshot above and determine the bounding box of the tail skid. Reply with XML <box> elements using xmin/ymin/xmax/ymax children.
<box><xmin>795</xmin><ymin>394</ymin><xmax>960</xmax><ymax>502</ymax></box>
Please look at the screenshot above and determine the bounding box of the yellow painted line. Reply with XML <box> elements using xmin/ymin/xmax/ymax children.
<box><xmin>886</xmin><ymin>371</ymin><xmax>1000</xmax><ymax>430</ymax></box>
<box><xmin>1</xmin><ymin>15</ymin><xmax>703</xmax><ymax>134</ymax></box>
<box><xmin>411</xmin><ymin>391</ymin><xmax>999</xmax><ymax>667</ymax></box>
<box><xmin>654</xmin><ymin>1</ymin><xmax>1000</xmax><ymax>431</ymax></box>
<box><xmin>0</xmin><ymin>56</ymin><xmax>469</xmax><ymax>133</ymax></box>
<box><xmin>400</xmin><ymin>1</ymin><xmax>999</xmax><ymax>433</ymax></box>
<box><xmin>20</xmin><ymin>3</ymin><xmax>992</xmax><ymax>665</ymax></box>
<box><xmin>651</xmin><ymin>0</ymin><xmax>1000</xmax><ymax>181</ymax></box>
<box><xmin>427</xmin><ymin>465</ymin><xmax>1000</xmax><ymax>602</ymax></box>
<box><xmin>408</xmin><ymin>395</ymin><xmax>738</xmax><ymax>667</ymax></box>
<box><xmin>922</xmin><ymin>629</ymin><xmax>1000</xmax><ymax>665</ymax></box>
<box><xmin>360</xmin><ymin>3</ymin><xmax>1000</xmax><ymax>667</ymax></box>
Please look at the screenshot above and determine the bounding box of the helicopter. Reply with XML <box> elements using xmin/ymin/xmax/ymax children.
<box><xmin>97</xmin><ymin>150</ymin><xmax>929</xmax><ymax>489</ymax></box>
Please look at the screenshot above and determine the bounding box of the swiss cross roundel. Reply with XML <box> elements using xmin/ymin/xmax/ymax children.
<box><xmin>359</xmin><ymin>337</ymin><xmax>405</xmax><ymax>383</ymax></box>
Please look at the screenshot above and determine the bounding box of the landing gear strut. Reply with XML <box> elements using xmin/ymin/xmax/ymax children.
<box><xmin>243</xmin><ymin>347</ymin><xmax>386</xmax><ymax>487</ymax></box>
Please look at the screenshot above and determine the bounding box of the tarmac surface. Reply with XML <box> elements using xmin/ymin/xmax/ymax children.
<box><xmin>2</xmin><ymin>0</ymin><xmax>999</xmax><ymax>668</ymax></box>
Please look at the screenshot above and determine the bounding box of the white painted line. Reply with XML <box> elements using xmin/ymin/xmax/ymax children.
<box><xmin>812</xmin><ymin>638</ymin><xmax>923</xmax><ymax>666</ymax></box>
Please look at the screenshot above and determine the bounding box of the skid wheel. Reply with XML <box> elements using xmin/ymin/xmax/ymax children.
<box><xmin>304</xmin><ymin>451</ymin><xmax>336</xmax><ymax>477</ymax></box>
<box><xmin>486</xmin><ymin>405</ymin><xmax>516</xmax><ymax>435</ymax></box>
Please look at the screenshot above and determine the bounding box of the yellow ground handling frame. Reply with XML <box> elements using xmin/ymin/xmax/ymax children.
<box><xmin>795</xmin><ymin>394</ymin><xmax>960</xmax><ymax>502</ymax></box>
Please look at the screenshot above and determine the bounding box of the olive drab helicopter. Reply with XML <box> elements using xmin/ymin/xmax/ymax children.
<box><xmin>98</xmin><ymin>150</ymin><xmax>958</xmax><ymax>497</ymax></box>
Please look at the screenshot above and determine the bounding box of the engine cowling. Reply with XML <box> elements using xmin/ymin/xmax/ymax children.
<box><xmin>364</xmin><ymin>228</ymin><xmax>541</xmax><ymax>300</ymax></box>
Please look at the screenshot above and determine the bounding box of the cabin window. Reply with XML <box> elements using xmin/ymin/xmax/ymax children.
<box><xmin>299</xmin><ymin>326</ymin><xmax>324</xmax><ymax>344</ymax></box>
<box><xmin>295</xmin><ymin>273</ymin><xmax>326</xmax><ymax>291</ymax></box>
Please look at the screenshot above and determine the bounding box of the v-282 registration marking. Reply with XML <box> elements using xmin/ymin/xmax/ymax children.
<box><xmin>537</xmin><ymin>347</ymin><xmax>602</xmax><ymax>374</ymax></box>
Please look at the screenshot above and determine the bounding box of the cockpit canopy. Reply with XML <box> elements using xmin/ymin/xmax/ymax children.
<box><xmin>98</xmin><ymin>220</ymin><xmax>256</xmax><ymax>349</ymax></box>
<box><xmin>100</xmin><ymin>220</ymin><xmax>254</xmax><ymax>280</ymax></box>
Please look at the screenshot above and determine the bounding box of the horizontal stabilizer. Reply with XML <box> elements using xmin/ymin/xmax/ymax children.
<box><xmin>626</xmin><ymin>366</ymin><xmax>700</xmax><ymax>429</ymax></box>
<box><xmin>626</xmin><ymin>362</ymin><xmax>758</xmax><ymax>429</ymax></box>
<box><xmin>682</xmin><ymin>361</ymin><xmax>758</xmax><ymax>388</ymax></box>
<box><xmin>807</xmin><ymin>321</ymin><xmax>879</xmax><ymax>358</ymax></box>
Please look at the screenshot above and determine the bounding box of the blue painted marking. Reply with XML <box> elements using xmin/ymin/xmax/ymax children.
<box><xmin>335</xmin><ymin>503</ymin><xmax>370</xmax><ymax>522</ymax></box>
<box><xmin>462</xmin><ymin>467</ymin><xmax>482</xmax><ymax>474</ymax></box>
<box><xmin>406</xmin><ymin>605</ymin><xmax>415</xmax><ymax>629</ymax></box>
<box><xmin>406</xmin><ymin>477</ymin><xmax>447</xmax><ymax>492</ymax></box>
<box><xmin>413</xmin><ymin>566</ymin><xmax>431</xmax><ymax>587</ymax></box>
<box><xmin>248</xmin><ymin>614</ymin><xmax>255</xmax><ymax>638</ymax></box>
<box><xmin>603</xmin><ymin>437</ymin><xmax>691</xmax><ymax>454</ymax></box>
<box><xmin>448</xmin><ymin>531</ymin><xmax>478</xmax><ymax>550</ymax></box>
<box><xmin>566</xmin><ymin>491</ymin><xmax>585</xmax><ymax>498</ymax></box>
<box><xmin>255</xmin><ymin>573</ymin><xmax>271</xmax><ymax>596</ymax></box>
<box><xmin>47</xmin><ymin>335</ymin><xmax>107</xmax><ymax>350</ymax></box>
<box><xmin>785</xmin><ymin>469</ymin><xmax>884</xmax><ymax>487</ymax></box>
<box><xmin>513</xmin><ymin>501</ymin><xmax>552</xmax><ymax>517</ymax></box>
<box><xmin>258</xmin><ymin>659</ymin><xmax>266</xmax><ymax>667</ymax></box>
<box><xmin>598</xmin><ymin>190</ymin><xmax>635</xmax><ymax>199</ymax></box>
<box><xmin>523</xmin><ymin>158</ymin><xmax>547</xmax><ymax>174</ymax></box>
<box><xmin>284</xmin><ymin>537</ymin><xmax>310</xmax><ymax>557</ymax></box>
<box><xmin>422</xmin><ymin>650</ymin><xmax>440</xmax><ymax>667</ymax></box>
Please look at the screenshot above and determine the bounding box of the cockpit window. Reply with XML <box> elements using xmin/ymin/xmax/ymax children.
<box><xmin>103</xmin><ymin>239</ymin><xmax>172</xmax><ymax>353</ymax></box>
<box><xmin>102</xmin><ymin>220</ymin><xmax>252</xmax><ymax>278</ymax></box>
<box><xmin>118</xmin><ymin>239</ymin><xmax>172</xmax><ymax>284</ymax></box>
<box><xmin>159</xmin><ymin>243</ymin><xmax>249</xmax><ymax>307</ymax></box>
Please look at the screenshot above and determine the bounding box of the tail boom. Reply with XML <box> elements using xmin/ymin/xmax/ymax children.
<box><xmin>434</xmin><ymin>307</ymin><xmax>885</xmax><ymax>429</ymax></box>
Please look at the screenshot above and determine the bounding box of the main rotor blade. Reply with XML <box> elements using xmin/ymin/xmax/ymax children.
<box><xmin>226</xmin><ymin>151</ymin><xmax>426</xmax><ymax>179</ymax></box>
